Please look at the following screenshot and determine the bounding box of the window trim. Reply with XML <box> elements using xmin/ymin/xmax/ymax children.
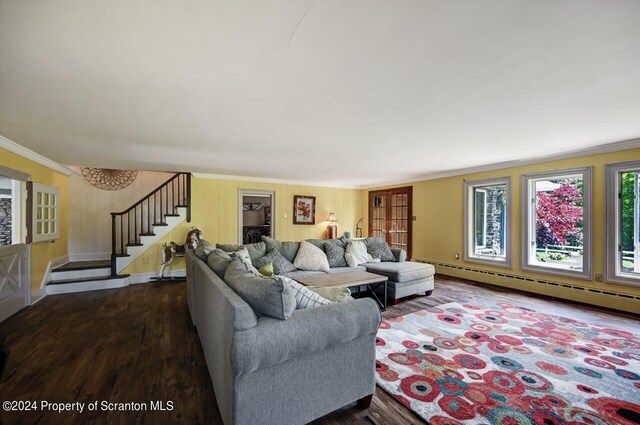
<box><xmin>463</xmin><ymin>176</ymin><xmax>512</xmax><ymax>268</ymax></box>
<box><xmin>521</xmin><ymin>167</ymin><xmax>592</xmax><ymax>280</ymax></box>
<box><xmin>605</xmin><ymin>160</ymin><xmax>640</xmax><ymax>286</ymax></box>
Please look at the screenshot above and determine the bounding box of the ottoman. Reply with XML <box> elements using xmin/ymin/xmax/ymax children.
<box><xmin>364</xmin><ymin>261</ymin><xmax>435</xmax><ymax>304</ymax></box>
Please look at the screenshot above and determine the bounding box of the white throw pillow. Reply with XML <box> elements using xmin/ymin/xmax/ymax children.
<box><xmin>279</xmin><ymin>277</ymin><xmax>332</xmax><ymax>309</ymax></box>
<box><xmin>293</xmin><ymin>240</ymin><xmax>330</xmax><ymax>272</ymax></box>
<box><xmin>345</xmin><ymin>240</ymin><xmax>379</xmax><ymax>266</ymax></box>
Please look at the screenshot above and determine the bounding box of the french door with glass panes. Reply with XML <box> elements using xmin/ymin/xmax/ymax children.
<box><xmin>368</xmin><ymin>186</ymin><xmax>413</xmax><ymax>259</ymax></box>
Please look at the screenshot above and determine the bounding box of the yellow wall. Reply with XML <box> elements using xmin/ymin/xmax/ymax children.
<box><xmin>123</xmin><ymin>177</ymin><xmax>363</xmax><ymax>275</ymax></box>
<box><xmin>363</xmin><ymin>147</ymin><xmax>640</xmax><ymax>314</ymax></box>
<box><xmin>0</xmin><ymin>147</ymin><xmax>69</xmax><ymax>292</ymax></box>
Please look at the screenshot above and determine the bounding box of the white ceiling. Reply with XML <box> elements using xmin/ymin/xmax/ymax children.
<box><xmin>1</xmin><ymin>0</ymin><xmax>639</xmax><ymax>187</ymax></box>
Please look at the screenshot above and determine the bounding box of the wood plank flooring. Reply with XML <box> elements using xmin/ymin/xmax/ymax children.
<box><xmin>0</xmin><ymin>276</ymin><xmax>637</xmax><ymax>425</ymax></box>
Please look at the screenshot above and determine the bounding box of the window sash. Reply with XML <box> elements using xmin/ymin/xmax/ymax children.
<box><xmin>605</xmin><ymin>161</ymin><xmax>640</xmax><ymax>286</ymax></box>
<box><xmin>521</xmin><ymin>167</ymin><xmax>592</xmax><ymax>279</ymax></box>
<box><xmin>464</xmin><ymin>177</ymin><xmax>511</xmax><ymax>268</ymax></box>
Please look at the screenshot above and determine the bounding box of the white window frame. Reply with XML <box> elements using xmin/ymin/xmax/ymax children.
<box><xmin>31</xmin><ymin>183</ymin><xmax>60</xmax><ymax>243</ymax></box>
<box><xmin>463</xmin><ymin>177</ymin><xmax>511</xmax><ymax>268</ymax></box>
<box><xmin>521</xmin><ymin>167</ymin><xmax>592</xmax><ymax>279</ymax></box>
<box><xmin>605</xmin><ymin>161</ymin><xmax>640</xmax><ymax>286</ymax></box>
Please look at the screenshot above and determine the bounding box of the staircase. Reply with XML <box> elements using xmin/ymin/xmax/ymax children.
<box><xmin>46</xmin><ymin>173</ymin><xmax>191</xmax><ymax>294</ymax></box>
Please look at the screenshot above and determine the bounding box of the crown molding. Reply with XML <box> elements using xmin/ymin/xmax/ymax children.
<box><xmin>191</xmin><ymin>172</ymin><xmax>361</xmax><ymax>189</ymax></box>
<box><xmin>0</xmin><ymin>134</ymin><xmax>74</xmax><ymax>176</ymax></box>
<box><xmin>360</xmin><ymin>137</ymin><xmax>640</xmax><ymax>189</ymax></box>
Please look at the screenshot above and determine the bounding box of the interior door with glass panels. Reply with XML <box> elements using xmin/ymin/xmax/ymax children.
<box><xmin>368</xmin><ymin>187</ymin><xmax>412</xmax><ymax>259</ymax></box>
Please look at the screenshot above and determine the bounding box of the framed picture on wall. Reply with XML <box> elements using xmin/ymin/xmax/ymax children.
<box><xmin>293</xmin><ymin>195</ymin><xmax>316</xmax><ymax>225</ymax></box>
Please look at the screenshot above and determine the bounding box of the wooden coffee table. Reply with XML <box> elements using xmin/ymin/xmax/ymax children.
<box><xmin>294</xmin><ymin>271</ymin><xmax>388</xmax><ymax>311</ymax></box>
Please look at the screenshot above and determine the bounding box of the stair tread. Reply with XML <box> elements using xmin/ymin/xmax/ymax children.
<box><xmin>164</xmin><ymin>214</ymin><xmax>180</xmax><ymax>217</ymax></box>
<box><xmin>52</xmin><ymin>260</ymin><xmax>111</xmax><ymax>272</ymax></box>
<box><xmin>115</xmin><ymin>253</ymin><xmax>130</xmax><ymax>257</ymax></box>
<box><xmin>175</xmin><ymin>204</ymin><xmax>187</xmax><ymax>208</ymax></box>
<box><xmin>139</xmin><ymin>233</ymin><xmax>156</xmax><ymax>236</ymax></box>
<box><xmin>47</xmin><ymin>274</ymin><xmax>130</xmax><ymax>286</ymax></box>
<box><xmin>153</xmin><ymin>223</ymin><xmax>168</xmax><ymax>226</ymax></box>
<box><xmin>126</xmin><ymin>243</ymin><xmax>144</xmax><ymax>247</ymax></box>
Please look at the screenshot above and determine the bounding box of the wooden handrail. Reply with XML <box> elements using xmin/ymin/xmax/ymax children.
<box><xmin>110</xmin><ymin>172</ymin><xmax>191</xmax><ymax>276</ymax></box>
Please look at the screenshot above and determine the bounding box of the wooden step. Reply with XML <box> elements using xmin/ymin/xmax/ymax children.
<box><xmin>52</xmin><ymin>260</ymin><xmax>111</xmax><ymax>272</ymax></box>
<box><xmin>116</xmin><ymin>253</ymin><xmax>130</xmax><ymax>258</ymax></box>
<box><xmin>164</xmin><ymin>214</ymin><xmax>180</xmax><ymax>217</ymax></box>
<box><xmin>47</xmin><ymin>274</ymin><xmax>130</xmax><ymax>286</ymax></box>
<box><xmin>153</xmin><ymin>222</ymin><xmax>168</xmax><ymax>226</ymax></box>
<box><xmin>139</xmin><ymin>233</ymin><xmax>156</xmax><ymax>237</ymax></box>
<box><xmin>126</xmin><ymin>243</ymin><xmax>144</xmax><ymax>247</ymax></box>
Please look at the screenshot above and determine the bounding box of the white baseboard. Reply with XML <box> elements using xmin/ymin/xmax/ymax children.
<box><xmin>68</xmin><ymin>252</ymin><xmax>111</xmax><ymax>261</ymax></box>
<box><xmin>129</xmin><ymin>269</ymin><xmax>186</xmax><ymax>284</ymax></box>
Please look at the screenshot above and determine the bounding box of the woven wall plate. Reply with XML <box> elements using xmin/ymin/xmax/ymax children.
<box><xmin>81</xmin><ymin>168</ymin><xmax>138</xmax><ymax>190</ymax></box>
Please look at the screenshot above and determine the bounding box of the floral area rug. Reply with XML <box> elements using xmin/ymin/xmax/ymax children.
<box><xmin>375</xmin><ymin>302</ymin><xmax>640</xmax><ymax>425</ymax></box>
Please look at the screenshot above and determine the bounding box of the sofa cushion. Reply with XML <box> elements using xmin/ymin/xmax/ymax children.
<box><xmin>326</xmin><ymin>265</ymin><xmax>366</xmax><ymax>274</ymax></box>
<box><xmin>216</xmin><ymin>241</ymin><xmax>267</xmax><ymax>262</ymax></box>
<box><xmin>195</xmin><ymin>239</ymin><xmax>216</xmax><ymax>259</ymax></box>
<box><xmin>281</xmin><ymin>270</ymin><xmax>326</xmax><ymax>279</ymax></box>
<box><xmin>280</xmin><ymin>276</ymin><xmax>331</xmax><ymax>309</ymax></box>
<box><xmin>261</xmin><ymin>236</ymin><xmax>300</xmax><ymax>263</ymax></box>
<box><xmin>224</xmin><ymin>258</ymin><xmax>296</xmax><ymax>320</ymax></box>
<box><xmin>252</xmin><ymin>249</ymin><xmax>297</xmax><ymax>275</ymax></box>
<box><xmin>324</xmin><ymin>242</ymin><xmax>348</xmax><ymax>268</ymax></box>
<box><xmin>207</xmin><ymin>249</ymin><xmax>258</xmax><ymax>278</ymax></box>
<box><xmin>364</xmin><ymin>261</ymin><xmax>435</xmax><ymax>283</ymax></box>
<box><xmin>293</xmin><ymin>241</ymin><xmax>330</xmax><ymax>272</ymax></box>
<box><xmin>308</xmin><ymin>286</ymin><xmax>353</xmax><ymax>302</ymax></box>
<box><xmin>345</xmin><ymin>240</ymin><xmax>378</xmax><ymax>267</ymax></box>
<box><xmin>366</xmin><ymin>241</ymin><xmax>395</xmax><ymax>262</ymax></box>
<box><xmin>206</xmin><ymin>248</ymin><xmax>233</xmax><ymax>278</ymax></box>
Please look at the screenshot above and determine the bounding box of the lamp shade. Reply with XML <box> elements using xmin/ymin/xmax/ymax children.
<box><xmin>327</xmin><ymin>213</ymin><xmax>337</xmax><ymax>223</ymax></box>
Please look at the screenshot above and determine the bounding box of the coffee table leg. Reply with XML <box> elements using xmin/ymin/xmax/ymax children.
<box><xmin>384</xmin><ymin>280</ymin><xmax>387</xmax><ymax>310</ymax></box>
<box><xmin>365</xmin><ymin>282</ymin><xmax>386</xmax><ymax>312</ymax></box>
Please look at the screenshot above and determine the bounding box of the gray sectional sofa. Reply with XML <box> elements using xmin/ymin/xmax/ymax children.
<box><xmin>186</xmin><ymin>250</ymin><xmax>381</xmax><ymax>425</ymax></box>
<box><xmin>185</xmin><ymin>236</ymin><xmax>435</xmax><ymax>424</ymax></box>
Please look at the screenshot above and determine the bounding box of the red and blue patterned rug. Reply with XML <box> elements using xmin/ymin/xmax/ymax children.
<box><xmin>375</xmin><ymin>302</ymin><xmax>640</xmax><ymax>425</ymax></box>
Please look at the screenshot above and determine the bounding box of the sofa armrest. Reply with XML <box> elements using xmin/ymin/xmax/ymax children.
<box><xmin>391</xmin><ymin>248</ymin><xmax>407</xmax><ymax>262</ymax></box>
<box><xmin>232</xmin><ymin>298</ymin><xmax>381</xmax><ymax>375</ymax></box>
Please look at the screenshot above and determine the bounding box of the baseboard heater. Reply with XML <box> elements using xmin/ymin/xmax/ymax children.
<box><xmin>415</xmin><ymin>259</ymin><xmax>640</xmax><ymax>302</ymax></box>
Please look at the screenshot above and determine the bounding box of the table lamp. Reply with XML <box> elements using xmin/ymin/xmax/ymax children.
<box><xmin>327</xmin><ymin>213</ymin><xmax>337</xmax><ymax>239</ymax></box>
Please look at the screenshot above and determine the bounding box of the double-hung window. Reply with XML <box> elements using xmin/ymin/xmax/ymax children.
<box><xmin>521</xmin><ymin>167</ymin><xmax>592</xmax><ymax>279</ymax></box>
<box><xmin>605</xmin><ymin>161</ymin><xmax>640</xmax><ymax>286</ymax></box>
<box><xmin>464</xmin><ymin>177</ymin><xmax>511</xmax><ymax>267</ymax></box>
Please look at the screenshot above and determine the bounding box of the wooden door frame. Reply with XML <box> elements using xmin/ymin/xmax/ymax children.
<box><xmin>368</xmin><ymin>186</ymin><xmax>413</xmax><ymax>259</ymax></box>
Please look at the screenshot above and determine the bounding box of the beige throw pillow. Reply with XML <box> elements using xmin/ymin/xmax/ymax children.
<box><xmin>345</xmin><ymin>240</ymin><xmax>378</xmax><ymax>267</ymax></box>
<box><xmin>293</xmin><ymin>240</ymin><xmax>330</xmax><ymax>272</ymax></box>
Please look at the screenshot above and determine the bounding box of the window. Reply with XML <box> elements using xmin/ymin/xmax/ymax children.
<box><xmin>464</xmin><ymin>177</ymin><xmax>511</xmax><ymax>267</ymax></box>
<box><xmin>521</xmin><ymin>167</ymin><xmax>591</xmax><ymax>279</ymax></box>
<box><xmin>606</xmin><ymin>161</ymin><xmax>640</xmax><ymax>286</ymax></box>
<box><xmin>30</xmin><ymin>183</ymin><xmax>60</xmax><ymax>242</ymax></box>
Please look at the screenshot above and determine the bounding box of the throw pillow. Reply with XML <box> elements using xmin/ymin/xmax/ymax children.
<box><xmin>194</xmin><ymin>239</ymin><xmax>216</xmax><ymax>259</ymax></box>
<box><xmin>324</xmin><ymin>242</ymin><xmax>348</xmax><ymax>268</ymax></box>
<box><xmin>367</xmin><ymin>241</ymin><xmax>395</xmax><ymax>262</ymax></box>
<box><xmin>258</xmin><ymin>262</ymin><xmax>274</xmax><ymax>277</ymax></box>
<box><xmin>308</xmin><ymin>286</ymin><xmax>353</xmax><ymax>302</ymax></box>
<box><xmin>261</xmin><ymin>236</ymin><xmax>300</xmax><ymax>263</ymax></box>
<box><xmin>206</xmin><ymin>249</ymin><xmax>232</xmax><ymax>278</ymax></box>
<box><xmin>216</xmin><ymin>242</ymin><xmax>267</xmax><ymax>262</ymax></box>
<box><xmin>345</xmin><ymin>240</ymin><xmax>378</xmax><ymax>267</ymax></box>
<box><xmin>279</xmin><ymin>276</ymin><xmax>331</xmax><ymax>309</ymax></box>
<box><xmin>223</xmin><ymin>258</ymin><xmax>296</xmax><ymax>320</ymax></box>
<box><xmin>252</xmin><ymin>249</ymin><xmax>297</xmax><ymax>275</ymax></box>
<box><xmin>293</xmin><ymin>241</ymin><xmax>330</xmax><ymax>272</ymax></box>
<box><xmin>222</xmin><ymin>247</ymin><xmax>251</xmax><ymax>263</ymax></box>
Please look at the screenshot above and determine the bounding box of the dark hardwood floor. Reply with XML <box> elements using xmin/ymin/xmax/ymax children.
<box><xmin>0</xmin><ymin>276</ymin><xmax>637</xmax><ymax>425</ymax></box>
